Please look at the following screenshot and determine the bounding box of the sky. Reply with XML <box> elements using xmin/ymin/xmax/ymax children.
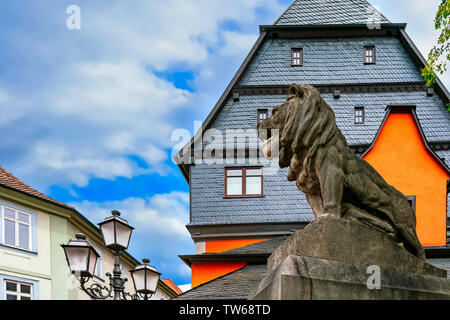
<box><xmin>0</xmin><ymin>0</ymin><xmax>447</xmax><ymax>286</ymax></box>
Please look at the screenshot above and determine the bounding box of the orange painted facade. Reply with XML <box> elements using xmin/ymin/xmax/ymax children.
<box><xmin>205</xmin><ymin>239</ymin><xmax>269</xmax><ymax>253</ymax></box>
<box><xmin>191</xmin><ymin>262</ymin><xmax>246</xmax><ymax>288</ymax></box>
<box><xmin>190</xmin><ymin>239</ymin><xmax>268</xmax><ymax>287</ymax></box>
<box><xmin>363</xmin><ymin>109</ymin><xmax>450</xmax><ymax>246</ymax></box>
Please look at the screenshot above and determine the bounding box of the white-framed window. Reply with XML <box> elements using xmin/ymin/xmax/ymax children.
<box><xmin>291</xmin><ymin>48</ymin><xmax>303</xmax><ymax>66</ymax></box>
<box><xmin>4</xmin><ymin>279</ymin><xmax>33</xmax><ymax>300</ymax></box>
<box><xmin>1</xmin><ymin>205</ymin><xmax>32</xmax><ymax>251</ymax></box>
<box><xmin>364</xmin><ymin>46</ymin><xmax>376</xmax><ymax>64</ymax></box>
<box><xmin>354</xmin><ymin>107</ymin><xmax>365</xmax><ymax>124</ymax></box>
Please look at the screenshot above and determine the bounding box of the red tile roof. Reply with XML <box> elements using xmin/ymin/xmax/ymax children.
<box><xmin>0</xmin><ymin>165</ymin><xmax>73</xmax><ymax>209</ymax></box>
<box><xmin>161</xmin><ymin>279</ymin><xmax>183</xmax><ymax>295</ymax></box>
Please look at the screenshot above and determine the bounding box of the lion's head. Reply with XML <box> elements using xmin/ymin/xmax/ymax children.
<box><xmin>258</xmin><ymin>83</ymin><xmax>345</xmax><ymax>172</ymax></box>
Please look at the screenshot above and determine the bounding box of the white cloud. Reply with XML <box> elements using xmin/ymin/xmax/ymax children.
<box><xmin>70</xmin><ymin>191</ymin><xmax>190</xmax><ymax>238</ymax></box>
<box><xmin>69</xmin><ymin>191</ymin><xmax>193</xmax><ymax>282</ymax></box>
<box><xmin>0</xmin><ymin>0</ymin><xmax>286</xmax><ymax>189</ymax></box>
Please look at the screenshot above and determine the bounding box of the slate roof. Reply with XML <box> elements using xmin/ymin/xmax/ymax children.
<box><xmin>274</xmin><ymin>0</ymin><xmax>390</xmax><ymax>26</ymax></box>
<box><xmin>173</xmin><ymin>264</ymin><xmax>267</xmax><ymax>300</ymax></box>
<box><xmin>0</xmin><ymin>165</ymin><xmax>72</xmax><ymax>209</ymax></box>
<box><xmin>238</xmin><ymin>37</ymin><xmax>423</xmax><ymax>86</ymax></box>
<box><xmin>175</xmin><ymin>1</ymin><xmax>450</xmax><ymax>176</ymax></box>
<box><xmin>208</xmin><ymin>92</ymin><xmax>449</xmax><ymax>146</ymax></box>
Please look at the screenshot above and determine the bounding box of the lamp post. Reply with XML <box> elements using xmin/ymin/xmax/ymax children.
<box><xmin>61</xmin><ymin>210</ymin><xmax>160</xmax><ymax>300</ymax></box>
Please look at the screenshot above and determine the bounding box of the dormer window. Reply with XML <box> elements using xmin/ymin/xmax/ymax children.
<box><xmin>257</xmin><ymin>109</ymin><xmax>268</xmax><ymax>124</ymax></box>
<box><xmin>291</xmin><ymin>48</ymin><xmax>303</xmax><ymax>66</ymax></box>
<box><xmin>354</xmin><ymin>107</ymin><xmax>365</xmax><ymax>124</ymax></box>
<box><xmin>364</xmin><ymin>46</ymin><xmax>376</xmax><ymax>64</ymax></box>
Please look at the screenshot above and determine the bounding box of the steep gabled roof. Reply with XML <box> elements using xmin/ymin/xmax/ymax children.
<box><xmin>175</xmin><ymin>1</ymin><xmax>450</xmax><ymax>184</ymax></box>
<box><xmin>274</xmin><ymin>0</ymin><xmax>390</xmax><ymax>26</ymax></box>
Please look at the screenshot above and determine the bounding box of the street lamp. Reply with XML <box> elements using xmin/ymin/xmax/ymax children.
<box><xmin>61</xmin><ymin>233</ymin><xmax>99</xmax><ymax>280</ymax></box>
<box><xmin>61</xmin><ymin>210</ymin><xmax>159</xmax><ymax>300</ymax></box>
<box><xmin>130</xmin><ymin>258</ymin><xmax>161</xmax><ymax>300</ymax></box>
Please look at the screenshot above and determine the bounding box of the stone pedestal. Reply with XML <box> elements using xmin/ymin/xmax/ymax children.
<box><xmin>248</xmin><ymin>255</ymin><xmax>450</xmax><ymax>300</ymax></box>
<box><xmin>248</xmin><ymin>215</ymin><xmax>450</xmax><ymax>300</ymax></box>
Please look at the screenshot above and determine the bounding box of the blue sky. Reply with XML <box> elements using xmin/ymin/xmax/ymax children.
<box><xmin>0</xmin><ymin>0</ymin><xmax>447</xmax><ymax>286</ymax></box>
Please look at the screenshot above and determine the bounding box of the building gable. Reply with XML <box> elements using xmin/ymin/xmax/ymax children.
<box><xmin>363</xmin><ymin>106</ymin><xmax>450</xmax><ymax>246</ymax></box>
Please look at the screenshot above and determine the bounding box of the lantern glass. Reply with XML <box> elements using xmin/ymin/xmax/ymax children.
<box><xmin>65</xmin><ymin>246</ymin><xmax>91</xmax><ymax>274</ymax></box>
<box><xmin>99</xmin><ymin>211</ymin><xmax>134</xmax><ymax>251</ymax></box>
<box><xmin>99</xmin><ymin>220</ymin><xmax>115</xmax><ymax>248</ymax></box>
<box><xmin>115</xmin><ymin>221</ymin><xmax>133</xmax><ymax>249</ymax></box>
<box><xmin>131</xmin><ymin>259</ymin><xmax>160</xmax><ymax>295</ymax></box>
<box><xmin>61</xmin><ymin>234</ymin><xmax>99</xmax><ymax>279</ymax></box>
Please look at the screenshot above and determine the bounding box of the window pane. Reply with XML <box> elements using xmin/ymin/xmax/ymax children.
<box><xmin>4</xmin><ymin>208</ymin><xmax>15</xmax><ymax>219</ymax></box>
<box><xmin>6</xmin><ymin>294</ymin><xmax>17</xmax><ymax>300</ymax></box>
<box><xmin>20</xmin><ymin>284</ymin><xmax>31</xmax><ymax>294</ymax></box>
<box><xmin>18</xmin><ymin>212</ymin><xmax>29</xmax><ymax>223</ymax></box>
<box><xmin>246</xmin><ymin>169</ymin><xmax>262</xmax><ymax>176</ymax></box>
<box><xmin>4</xmin><ymin>219</ymin><xmax>16</xmax><ymax>246</ymax></box>
<box><xmin>246</xmin><ymin>177</ymin><xmax>262</xmax><ymax>195</ymax></box>
<box><xmin>20</xmin><ymin>296</ymin><xmax>31</xmax><ymax>300</ymax></box>
<box><xmin>227</xmin><ymin>177</ymin><xmax>243</xmax><ymax>195</ymax></box>
<box><xmin>6</xmin><ymin>282</ymin><xmax>17</xmax><ymax>292</ymax></box>
<box><xmin>226</xmin><ymin>169</ymin><xmax>242</xmax><ymax>177</ymax></box>
<box><xmin>19</xmin><ymin>223</ymin><xmax>30</xmax><ymax>249</ymax></box>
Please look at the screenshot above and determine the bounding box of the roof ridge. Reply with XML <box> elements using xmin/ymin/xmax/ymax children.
<box><xmin>272</xmin><ymin>0</ymin><xmax>297</xmax><ymax>25</ymax></box>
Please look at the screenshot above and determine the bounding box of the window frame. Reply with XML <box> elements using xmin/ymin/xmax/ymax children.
<box><xmin>291</xmin><ymin>48</ymin><xmax>303</xmax><ymax>66</ymax></box>
<box><xmin>89</xmin><ymin>241</ymin><xmax>104</xmax><ymax>281</ymax></box>
<box><xmin>1</xmin><ymin>205</ymin><xmax>32</xmax><ymax>251</ymax></box>
<box><xmin>224</xmin><ymin>167</ymin><xmax>264</xmax><ymax>198</ymax></box>
<box><xmin>4</xmin><ymin>279</ymin><xmax>33</xmax><ymax>300</ymax></box>
<box><xmin>364</xmin><ymin>46</ymin><xmax>376</xmax><ymax>64</ymax></box>
<box><xmin>354</xmin><ymin>107</ymin><xmax>365</xmax><ymax>124</ymax></box>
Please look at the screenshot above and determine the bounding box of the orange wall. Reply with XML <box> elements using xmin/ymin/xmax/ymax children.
<box><xmin>191</xmin><ymin>262</ymin><xmax>246</xmax><ymax>288</ymax></box>
<box><xmin>205</xmin><ymin>239</ymin><xmax>269</xmax><ymax>253</ymax></box>
<box><xmin>190</xmin><ymin>239</ymin><xmax>269</xmax><ymax>287</ymax></box>
<box><xmin>363</xmin><ymin>112</ymin><xmax>449</xmax><ymax>246</ymax></box>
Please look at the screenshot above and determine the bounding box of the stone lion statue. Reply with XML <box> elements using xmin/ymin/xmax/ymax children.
<box><xmin>257</xmin><ymin>83</ymin><xmax>425</xmax><ymax>260</ymax></box>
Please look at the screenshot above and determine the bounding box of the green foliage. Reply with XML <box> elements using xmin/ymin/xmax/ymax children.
<box><xmin>421</xmin><ymin>0</ymin><xmax>450</xmax><ymax>92</ymax></box>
